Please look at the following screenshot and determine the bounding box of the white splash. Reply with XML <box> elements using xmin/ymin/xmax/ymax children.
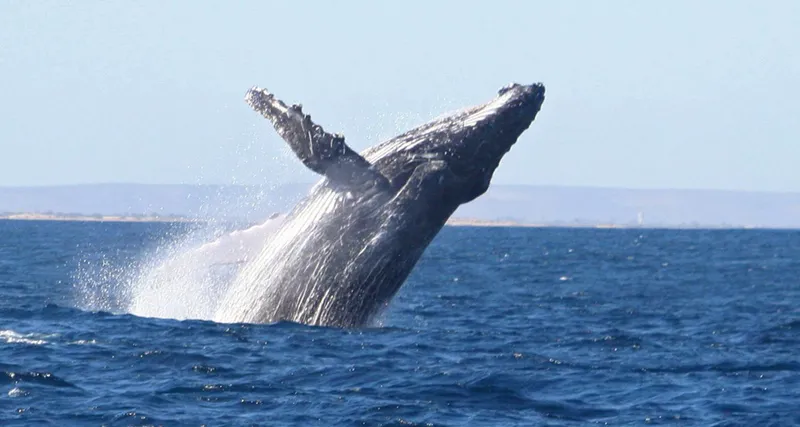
<box><xmin>8</xmin><ymin>387</ymin><xmax>28</xmax><ymax>397</ymax></box>
<box><xmin>72</xmin><ymin>214</ymin><xmax>287</xmax><ymax>321</ymax></box>
<box><xmin>0</xmin><ymin>330</ymin><xmax>52</xmax><ymax>346</ymax></box>
<box><xmin>126</xmin><ymin>215</ymin><xmax>286</xmax><ymax>320</ymax></box>
<box><xmin>71</xmin><ymin>122</ymin><xmax>297</xmax><ymax>322</ymax></box>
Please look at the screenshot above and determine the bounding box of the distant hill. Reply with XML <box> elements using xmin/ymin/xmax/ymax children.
<box><xmin>1</xmin><ymin>183</ymin><xmax>799</xmax><ymax>228</ymax></box>
<box><xmin>0</xmin><ymin>183</ymin><xmax>308</xmax><ymax>222</ymax></box>
<box><xmin>458</xmin><ymin>185</ymin><xmax>800</xmax><ymax>228</ymax></box>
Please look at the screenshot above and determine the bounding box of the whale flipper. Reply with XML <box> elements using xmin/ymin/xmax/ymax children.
<box><xmin>245</xmin><ymin>87</ymin><xmax>392</xmax><ymax>192</ymax></box>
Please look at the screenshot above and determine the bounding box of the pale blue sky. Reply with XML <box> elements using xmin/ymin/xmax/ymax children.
<box><xmin>1</xmin><ymin>1</ymin><xmax>798</xmax><ymax>191</ymax></box>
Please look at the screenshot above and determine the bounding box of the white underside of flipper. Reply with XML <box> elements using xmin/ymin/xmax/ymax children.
<box><xmin>194</xmin><ymin>214</ymin><xmax>288</xmax><ymax>265</ymax></box>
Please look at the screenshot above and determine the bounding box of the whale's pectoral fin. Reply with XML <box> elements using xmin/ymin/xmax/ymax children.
<box><xmin>245</xmin><ymin>87</ymin><xmax>391</xmax><ymax>192</ymax></box>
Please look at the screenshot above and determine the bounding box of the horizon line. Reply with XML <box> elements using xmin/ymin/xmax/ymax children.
<box><xmin>1</xmin><ymin>182</ymin><xmax>799</xmax><ymax>196</ymax></box>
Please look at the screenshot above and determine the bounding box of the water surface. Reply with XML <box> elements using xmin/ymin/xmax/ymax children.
<box><xmin>1</xmin><ymin>220</ymin><xmax>798</xmax><ymax>425</ymax></box>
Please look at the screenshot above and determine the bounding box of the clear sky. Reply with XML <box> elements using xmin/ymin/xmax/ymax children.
<box><xmin>1</xmin><ymin>1</ymin><xmax>798</xmax><ymax>191</ymax></box>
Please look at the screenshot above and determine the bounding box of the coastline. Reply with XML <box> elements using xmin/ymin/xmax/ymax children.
<box><xmin>0</xmin><ymin>213</ymin><xmax>774</xmax><ymax>229</ymax></box>
<box><xmin>1</xmin><ymin>213</ymin><xmax>515</xmax><ymax>226</ymax></box>
<box><xmin>0</xmin><ymin>213</ymin><xmax>196</xmax><ymax>223</ymax></box>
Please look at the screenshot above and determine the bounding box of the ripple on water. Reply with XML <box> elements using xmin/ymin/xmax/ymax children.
<box><xmin>2</xmin><ymin>223</ymin><xmax>800</xmax><ymax>425</ymax></box>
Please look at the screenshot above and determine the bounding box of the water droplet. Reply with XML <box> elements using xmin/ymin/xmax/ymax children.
<box><xmin>8</xmin><ymin>387</ymin><xmax>28</xmax><ymax>397</ymax></box>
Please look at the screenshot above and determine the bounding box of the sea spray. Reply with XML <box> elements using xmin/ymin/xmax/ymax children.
<box><xmin>71</xmin><ymin>123</ymin><xmax>297</xmax><ymax>321</ymax></box>
<box><xmin>126</xmin><ymin>214</ymin><xmax>287</xmax><ymax>320</ymax></box>
<box><xmin>125</xmin><ymin>225</ymin><xmax>238</xmax><ymax>320</ymax></box>
<box><xmin>71</xmin><ymin>221</ymin><xmax>223</xmax><ymax>319</ymax></box>
<box><xmin>71</xmin><ymin>195</ymin><xmax>292</xmax><ymax>321</ymax></box>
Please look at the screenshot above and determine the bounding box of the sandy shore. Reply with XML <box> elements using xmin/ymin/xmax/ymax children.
<box><xmin>445</xmin><ymin>218</ymin><xmax>536</xmax><ymax>227</ymax></box>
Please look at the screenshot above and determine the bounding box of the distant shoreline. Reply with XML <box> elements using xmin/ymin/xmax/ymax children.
<box><xmin>0</xmin><ymin>213</ymin><xmax>195</xmax><ymax>223</ymax></box>
<box><xmin>0</xmin><ymin>213</ymin><xmax>786</xmax><ymax>230</ymax></box>
<box><xmin>3</xmin><ymin>183</ymin><xmax>800</xmax><ymax>229</ymax></box>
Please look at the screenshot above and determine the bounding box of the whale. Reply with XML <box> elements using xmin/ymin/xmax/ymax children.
<box><xmin>213</xmin><ymin>83</ymin><xmax>546</xmax><ymax>327</ymax></box>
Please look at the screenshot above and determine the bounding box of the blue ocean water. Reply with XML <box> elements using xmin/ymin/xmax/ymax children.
<box><xmin>0</xmin><ymin>220</ymin><xmax>798</xmax><ymax>426</ymax></box>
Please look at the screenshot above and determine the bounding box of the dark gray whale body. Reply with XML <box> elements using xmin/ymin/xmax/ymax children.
<box><xmin>213</xmin><ymin>83</ymin><xmax>545</xmax><ymax>327</ymax></box>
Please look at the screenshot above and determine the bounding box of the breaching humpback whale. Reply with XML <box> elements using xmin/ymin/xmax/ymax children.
<box><xmin>213</xmin><ymin>83</ymin><xmax>545</xmax><ymax>327</ymax></box>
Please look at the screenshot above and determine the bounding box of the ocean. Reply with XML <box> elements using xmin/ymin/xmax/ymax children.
<box><xmin>0</xmin><ymin>220</ymin><xmax>798</xmax><ymax>426</ymax></box>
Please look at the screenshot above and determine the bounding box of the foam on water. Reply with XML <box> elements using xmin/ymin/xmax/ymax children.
<box><xmin>0</xmin><ymin>330</ymin><xmax>52</xmax><ymax>346</ymax></box>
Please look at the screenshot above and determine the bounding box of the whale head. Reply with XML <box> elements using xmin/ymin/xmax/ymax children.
<box><xmin>365</xmin><ymin>82</ymin><xmax>546</xmax><ymax>204</ymax></box>
<box><xmin>452</xmin><ymin>83</ymin><xmax>545</xmax><ymax>199</ymax></box>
